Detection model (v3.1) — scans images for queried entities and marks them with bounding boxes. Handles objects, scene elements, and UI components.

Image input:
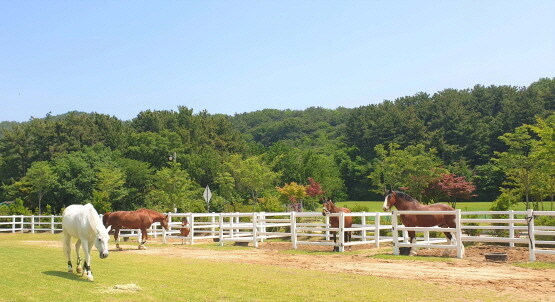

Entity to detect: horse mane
[84,203,106,234]
[391,191,417,202]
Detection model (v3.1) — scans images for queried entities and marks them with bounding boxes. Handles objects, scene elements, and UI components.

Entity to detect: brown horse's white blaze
[382,190,463,257]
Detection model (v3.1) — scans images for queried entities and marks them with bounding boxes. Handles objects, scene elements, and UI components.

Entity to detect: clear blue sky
[1,1,554,122]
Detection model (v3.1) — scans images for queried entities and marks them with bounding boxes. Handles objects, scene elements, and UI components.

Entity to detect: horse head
[161,214,170,230]
[322,200,333,216]
[382,190,397,211]
[95,226,111,259]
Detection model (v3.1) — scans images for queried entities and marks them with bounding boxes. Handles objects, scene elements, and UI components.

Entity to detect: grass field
[335,201,536,212]
[0,233,513,302]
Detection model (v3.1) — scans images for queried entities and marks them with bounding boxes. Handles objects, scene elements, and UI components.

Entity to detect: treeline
[0,78,553,215]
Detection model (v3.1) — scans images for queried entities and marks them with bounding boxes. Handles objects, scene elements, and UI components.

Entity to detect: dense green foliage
[0,78,553,214]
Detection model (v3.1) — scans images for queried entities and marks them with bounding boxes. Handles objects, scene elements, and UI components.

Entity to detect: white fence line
[1,210,554,261]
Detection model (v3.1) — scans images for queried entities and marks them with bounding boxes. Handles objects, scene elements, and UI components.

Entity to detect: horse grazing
[104,209,169,250]
[322,199,353,252]
[62,203,111,281]
[382,190,461,256]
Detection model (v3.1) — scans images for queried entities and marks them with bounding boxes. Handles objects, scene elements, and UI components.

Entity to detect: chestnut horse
[382,190,460,256]
[103,209,169,250]
[180,217,190,237]
[322,199,352,252]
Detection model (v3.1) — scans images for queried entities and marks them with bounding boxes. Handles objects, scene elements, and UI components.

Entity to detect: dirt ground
[118,239,555,302]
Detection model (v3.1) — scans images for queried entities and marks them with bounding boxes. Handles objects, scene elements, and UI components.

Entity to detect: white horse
[62,203,111,281]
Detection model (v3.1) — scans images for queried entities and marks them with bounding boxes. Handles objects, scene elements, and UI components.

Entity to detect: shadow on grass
[42,271,89,282]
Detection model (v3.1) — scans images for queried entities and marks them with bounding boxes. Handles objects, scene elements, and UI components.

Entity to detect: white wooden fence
[391,209,555,261]
[1,210,554,261]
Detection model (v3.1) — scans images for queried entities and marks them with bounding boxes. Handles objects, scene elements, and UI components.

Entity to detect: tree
[368,143,446,202]
[494,126,538,209]
[223,155,281,211]
[10,161,58,215]
[493,114,555,209]
[92,167,128,213]
[145,162,203,212]
[305,177,325,197]
[276,182,307,204]
[422,173,477,208]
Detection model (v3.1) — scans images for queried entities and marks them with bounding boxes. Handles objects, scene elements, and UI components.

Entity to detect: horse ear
[106,225,112,233]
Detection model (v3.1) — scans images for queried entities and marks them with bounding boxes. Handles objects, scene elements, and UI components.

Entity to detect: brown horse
[180,217,190,237]
[382,190,459,256]
[104,209,169,250]
[322,199,353,252]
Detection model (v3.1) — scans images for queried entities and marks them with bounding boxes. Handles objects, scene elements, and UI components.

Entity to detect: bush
[0,199,32,216]
[463,214,480,236]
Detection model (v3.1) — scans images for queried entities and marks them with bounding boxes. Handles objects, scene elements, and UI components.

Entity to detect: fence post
[230,214,235,239]
[509,210,515,248]
[51,215,55,234]
[527,209,536,262]
[31,215,35,234]
[219,213,224,247]
[252,212,258,248]
[391,210,399,255]
[325,215,330,240]
[260,212,266,243]
[374,212,380,248]
[12,215,16,233]
[189,213,195,245]
[339,212,346,252]
[456,209,464,258]
[211,214,216,239]
[291,212,297,250]
[361,211,367,242]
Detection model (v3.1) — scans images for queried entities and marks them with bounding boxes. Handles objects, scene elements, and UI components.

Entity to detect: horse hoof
[67,269,73,273]
[87,276,94,282]
[76,267,82,274]
[118,247,123,251]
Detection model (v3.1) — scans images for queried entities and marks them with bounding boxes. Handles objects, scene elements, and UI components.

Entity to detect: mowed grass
[0,233,518,302]
[335,201,533,212]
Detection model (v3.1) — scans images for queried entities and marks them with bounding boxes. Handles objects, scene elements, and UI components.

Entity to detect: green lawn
[335,201,536,212]
[0,233,518,302]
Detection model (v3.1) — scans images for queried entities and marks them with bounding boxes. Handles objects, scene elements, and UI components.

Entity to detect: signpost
[203,185,212,211]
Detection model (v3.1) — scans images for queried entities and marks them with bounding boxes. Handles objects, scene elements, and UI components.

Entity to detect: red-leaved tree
[423,173,477,208]
[305,177,325,197]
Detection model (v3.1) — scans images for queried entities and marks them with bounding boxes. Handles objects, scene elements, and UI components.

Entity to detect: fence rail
[1,209,554,261]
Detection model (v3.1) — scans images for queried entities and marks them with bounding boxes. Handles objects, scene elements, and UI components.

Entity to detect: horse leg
[82,240,94,281]
[332,231,338,252]
[63,233,72,273]
[409,231,418,256]
[114,228,122,250]
[139,228,147,250]
[442,232,453,256]
[75,239,82,273]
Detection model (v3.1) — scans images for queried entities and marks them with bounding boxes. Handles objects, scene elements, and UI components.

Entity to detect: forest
[0,77,553,215]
